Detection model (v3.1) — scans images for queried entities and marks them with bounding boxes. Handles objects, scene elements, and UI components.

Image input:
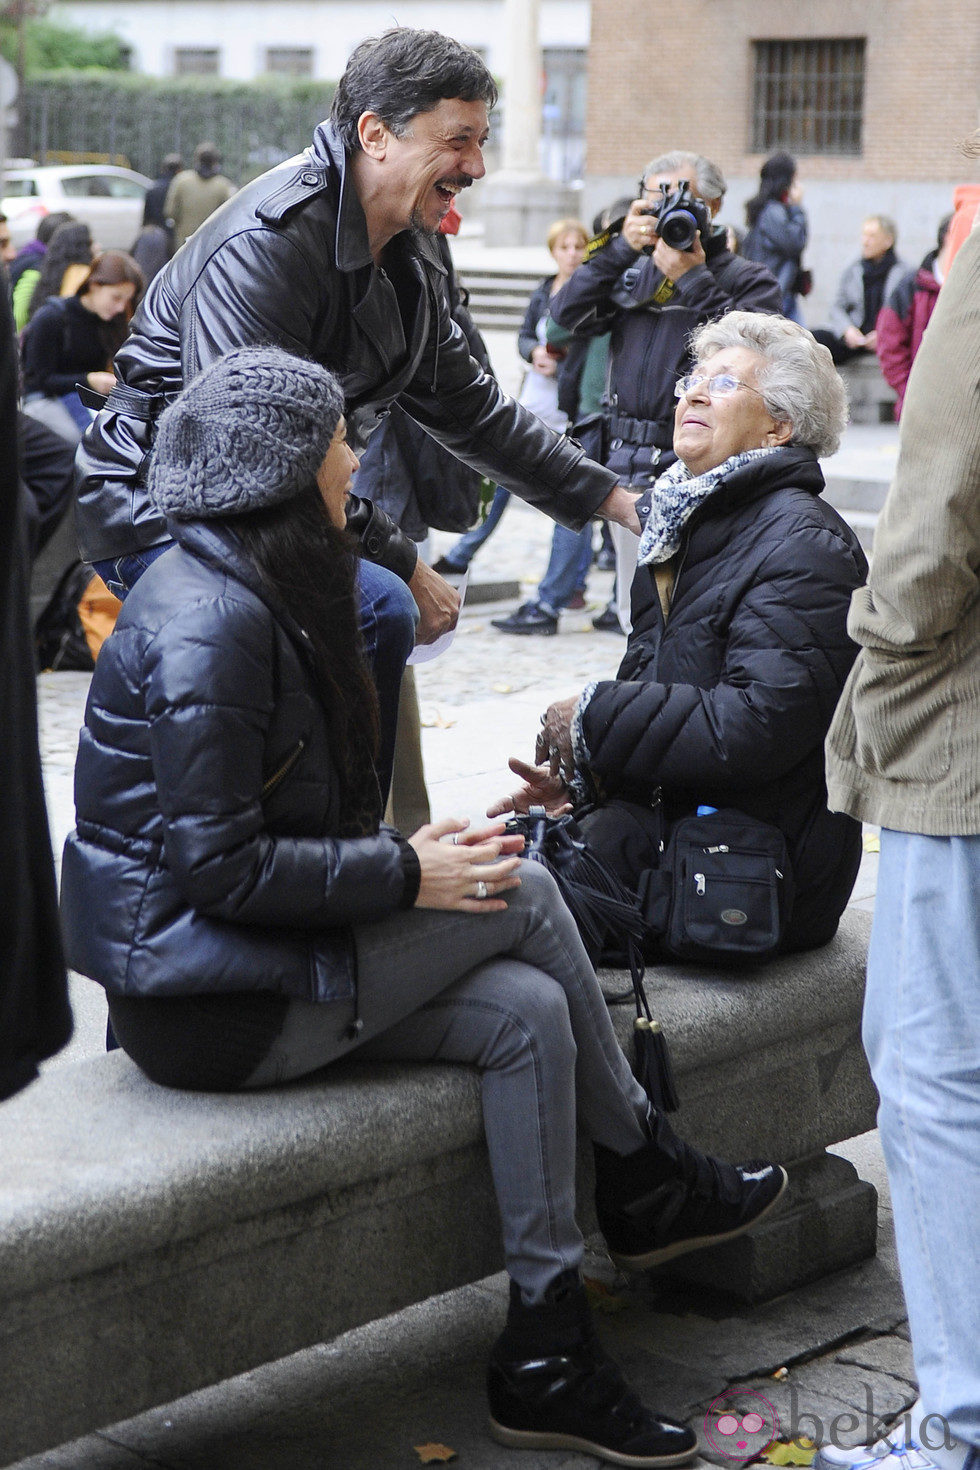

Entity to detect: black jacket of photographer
[550,226,781,485]
[75,121,617,577]
[576,446,867,952]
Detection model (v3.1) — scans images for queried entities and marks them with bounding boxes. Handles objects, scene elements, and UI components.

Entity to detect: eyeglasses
[673,372,765,400]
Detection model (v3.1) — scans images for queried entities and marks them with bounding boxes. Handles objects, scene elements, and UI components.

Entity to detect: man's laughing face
[380,97,490,235]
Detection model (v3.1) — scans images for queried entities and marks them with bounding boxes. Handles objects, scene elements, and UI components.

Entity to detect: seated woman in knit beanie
[60,347,785,1469]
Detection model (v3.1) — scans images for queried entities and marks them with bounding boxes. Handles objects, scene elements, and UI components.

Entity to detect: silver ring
[452,833,459,845]
[475,880,489,901]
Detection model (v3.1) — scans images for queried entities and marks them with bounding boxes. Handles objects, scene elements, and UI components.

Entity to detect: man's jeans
[536,523,593,615]
[863,830,980,1466]
[444,485,510,569]
[92,546,417,805]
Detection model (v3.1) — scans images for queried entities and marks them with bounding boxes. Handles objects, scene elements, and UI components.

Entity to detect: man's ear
[708,196,722,219]
[768,418,793,447]
[357,112,389,159]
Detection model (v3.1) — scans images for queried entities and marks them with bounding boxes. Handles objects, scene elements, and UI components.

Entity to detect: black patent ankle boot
[487,1268,697,1467]
[594,1112,788,1272]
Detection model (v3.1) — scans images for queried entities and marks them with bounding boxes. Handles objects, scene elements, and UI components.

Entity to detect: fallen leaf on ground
[414,1443,457,1463]
[760,1437,817,1465]
[420,708,457,729]
[863,831,880,853]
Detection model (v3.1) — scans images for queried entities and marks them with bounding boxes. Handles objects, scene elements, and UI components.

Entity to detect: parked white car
[1,164,153,250]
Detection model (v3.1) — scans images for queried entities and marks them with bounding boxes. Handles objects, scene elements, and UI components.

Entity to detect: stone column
[478,0,577,246]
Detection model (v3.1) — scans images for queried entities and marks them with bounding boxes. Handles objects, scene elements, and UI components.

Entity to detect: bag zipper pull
[694,872,706,896]
[705,843,729,853]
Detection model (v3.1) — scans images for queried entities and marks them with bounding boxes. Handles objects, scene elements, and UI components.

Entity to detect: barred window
[265,48,314,77]
[174,48,220,76]
[752,39,865,156]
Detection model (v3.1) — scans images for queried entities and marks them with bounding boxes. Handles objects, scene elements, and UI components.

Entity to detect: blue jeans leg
[863,830,980,1463]
[357,560,418,806]
[537,523,593,613]
[92,541,174,601]
[444,486,510,569]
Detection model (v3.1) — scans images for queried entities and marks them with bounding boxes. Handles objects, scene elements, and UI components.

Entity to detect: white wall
[49,0,589,80]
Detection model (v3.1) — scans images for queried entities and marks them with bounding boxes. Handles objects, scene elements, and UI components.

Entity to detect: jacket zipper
[262,738,305,796]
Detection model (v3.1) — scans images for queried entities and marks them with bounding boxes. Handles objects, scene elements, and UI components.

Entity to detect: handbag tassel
[633,1016,679,1114]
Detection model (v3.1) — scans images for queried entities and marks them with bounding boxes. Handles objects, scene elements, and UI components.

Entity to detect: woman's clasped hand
[408,818,524,911]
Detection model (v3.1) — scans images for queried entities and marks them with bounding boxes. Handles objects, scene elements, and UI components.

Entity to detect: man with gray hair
[546,149,781,633]
[813,213,907,365]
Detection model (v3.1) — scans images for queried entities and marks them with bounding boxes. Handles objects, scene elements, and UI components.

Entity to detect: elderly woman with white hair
[497,311,868,955]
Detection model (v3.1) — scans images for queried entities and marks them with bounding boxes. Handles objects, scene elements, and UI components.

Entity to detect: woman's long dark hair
[228,483,381,804]
[745,152,797,228]
[27,220,93,320]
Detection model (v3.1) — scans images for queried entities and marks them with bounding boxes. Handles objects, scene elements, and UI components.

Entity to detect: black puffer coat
[60,520,419,1003]
[577,447,868,950]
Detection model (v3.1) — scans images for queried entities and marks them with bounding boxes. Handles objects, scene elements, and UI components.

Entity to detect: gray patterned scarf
[637,447,778,566]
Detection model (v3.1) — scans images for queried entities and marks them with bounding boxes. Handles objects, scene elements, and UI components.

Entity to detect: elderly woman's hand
[487,757,572,820]
[408,817,524,912]
[534,695,579,782]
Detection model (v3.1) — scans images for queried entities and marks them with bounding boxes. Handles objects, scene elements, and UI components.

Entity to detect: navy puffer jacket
[60,520,419,1002]
[577,447,868,950]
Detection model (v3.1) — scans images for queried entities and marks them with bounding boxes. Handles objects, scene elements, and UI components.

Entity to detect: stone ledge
[0,909,874,1465]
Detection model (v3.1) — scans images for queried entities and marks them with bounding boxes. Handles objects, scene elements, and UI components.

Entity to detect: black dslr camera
[639,179,710,254]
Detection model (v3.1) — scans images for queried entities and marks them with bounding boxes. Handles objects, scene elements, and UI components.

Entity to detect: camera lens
[659,210,699,251]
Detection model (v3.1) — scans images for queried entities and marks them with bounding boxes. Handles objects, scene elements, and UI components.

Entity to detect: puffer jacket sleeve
[143,592,414,927]
[578,528,863,793]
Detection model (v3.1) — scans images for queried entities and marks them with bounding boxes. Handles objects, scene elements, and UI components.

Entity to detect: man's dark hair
[331,28,497,152]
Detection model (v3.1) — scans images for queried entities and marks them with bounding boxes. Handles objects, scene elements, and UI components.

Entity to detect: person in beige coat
[819,218,980,1470]
[164,142,236,250]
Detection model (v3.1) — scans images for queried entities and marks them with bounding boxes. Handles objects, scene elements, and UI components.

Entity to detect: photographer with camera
[552,151,781,631]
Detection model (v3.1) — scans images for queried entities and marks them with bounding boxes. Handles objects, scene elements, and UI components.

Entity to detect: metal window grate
[752,38,865,156]
[265,48,314,77]
[174,48,220,77]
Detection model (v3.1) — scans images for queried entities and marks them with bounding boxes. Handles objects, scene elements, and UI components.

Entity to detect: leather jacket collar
[308,121,374,272]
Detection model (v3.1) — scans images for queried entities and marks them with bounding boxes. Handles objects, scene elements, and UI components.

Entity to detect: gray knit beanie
[147,346,346,520]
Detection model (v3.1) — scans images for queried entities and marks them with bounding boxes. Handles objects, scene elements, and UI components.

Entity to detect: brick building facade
[581,0,980,321]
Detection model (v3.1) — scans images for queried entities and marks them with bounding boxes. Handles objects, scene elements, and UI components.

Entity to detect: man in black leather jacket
[76,28,639,649]
[551,150,781,632]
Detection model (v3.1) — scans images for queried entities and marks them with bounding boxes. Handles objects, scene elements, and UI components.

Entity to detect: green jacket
[825,222,980,835]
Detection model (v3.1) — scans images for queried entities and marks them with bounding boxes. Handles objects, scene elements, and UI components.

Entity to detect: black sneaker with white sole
[595,1119,788,1271]
[487,1271,698,1468]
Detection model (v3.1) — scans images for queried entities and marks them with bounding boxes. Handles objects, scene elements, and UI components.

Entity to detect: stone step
[457,265,544,334]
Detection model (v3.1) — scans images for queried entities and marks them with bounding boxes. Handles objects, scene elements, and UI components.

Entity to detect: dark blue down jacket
[60,520,419,1002]
[577,446,868,950]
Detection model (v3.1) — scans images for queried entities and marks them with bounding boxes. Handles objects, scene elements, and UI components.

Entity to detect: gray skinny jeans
[243,861,650,1302]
